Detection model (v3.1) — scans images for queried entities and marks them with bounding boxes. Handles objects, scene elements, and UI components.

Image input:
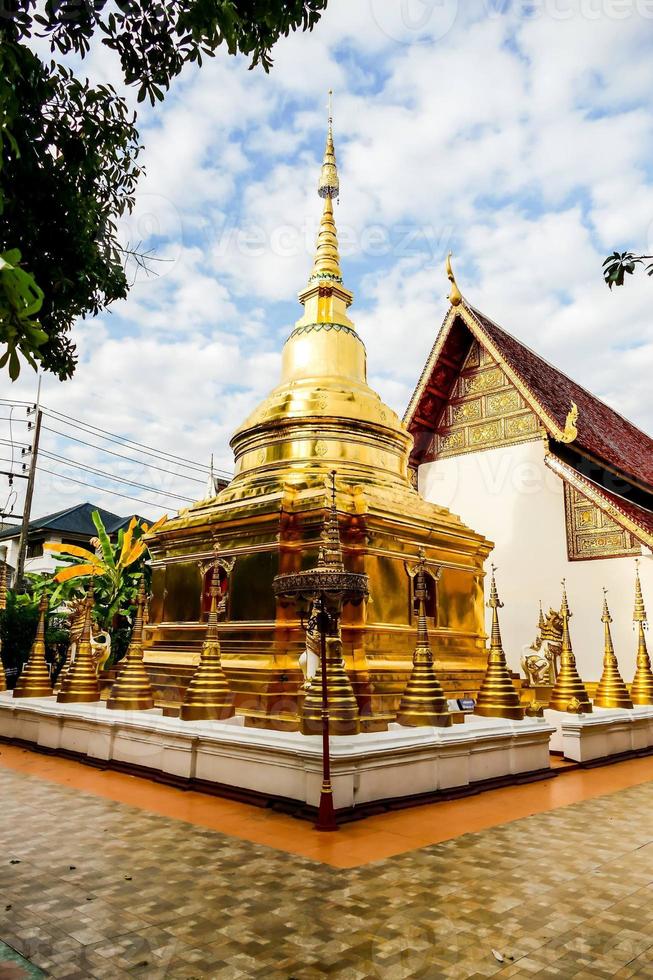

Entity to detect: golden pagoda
[13,595,53,699]
[106,577,155,711]
[396,551,451,727]
[180,558,234,721]
[144,96,492,731]
[474,567,524,720]
[630,561,653,704]
[594,590,633,710]
[57,588,101,704]
[548,581,592,713]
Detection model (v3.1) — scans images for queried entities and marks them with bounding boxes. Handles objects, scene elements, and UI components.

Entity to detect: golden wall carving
[563,482,640,561]
[434,340,542,459]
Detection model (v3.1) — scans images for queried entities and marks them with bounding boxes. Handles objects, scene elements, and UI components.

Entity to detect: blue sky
[6,0,653,523]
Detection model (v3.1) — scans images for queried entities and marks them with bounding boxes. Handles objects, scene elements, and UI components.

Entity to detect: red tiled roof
[545,454,653,548]
[406,301,653,492]
[467,306,653,491]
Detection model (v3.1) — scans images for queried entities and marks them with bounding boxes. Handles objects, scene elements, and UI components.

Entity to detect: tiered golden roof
[548,581,592,712]
[13,594,52,699]
[396,551,451,727]
[57,587,101,704]
[474,567,524,720]
[107,578,155,711]
[180,560,234,721]
[631,561,653,704]
[594,591,633,710]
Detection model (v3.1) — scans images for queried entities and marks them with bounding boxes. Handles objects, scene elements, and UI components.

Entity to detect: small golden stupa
[145,96,492,730]
[548,581,592,713]
[13,595,52,699]
[180,559,234,721]
[57,588,101,704]
[474,567,524,720]
[106,578,155,711]
[630,561,653,705]
[396,551,451,727]
[594,591,633,710]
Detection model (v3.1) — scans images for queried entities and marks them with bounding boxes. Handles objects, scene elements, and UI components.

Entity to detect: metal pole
[315,591,337,832]
[15,378,42,592]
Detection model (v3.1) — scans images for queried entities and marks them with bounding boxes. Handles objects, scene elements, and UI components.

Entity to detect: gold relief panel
[448,399,482,426]
[462,367,505,396]
[564,482,640,561]
[504,413,538,439]
[464,341,481,369]
[485,389,521,417]
[468,419,502,447]
[438,429,466,454]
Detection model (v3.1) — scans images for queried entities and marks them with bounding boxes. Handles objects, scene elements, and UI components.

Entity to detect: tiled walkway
[2,753,653,978]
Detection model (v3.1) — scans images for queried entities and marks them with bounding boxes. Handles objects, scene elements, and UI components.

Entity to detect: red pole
[315,593,337,831]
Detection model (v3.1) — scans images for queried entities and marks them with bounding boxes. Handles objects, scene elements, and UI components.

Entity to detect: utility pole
[15,378,42,592]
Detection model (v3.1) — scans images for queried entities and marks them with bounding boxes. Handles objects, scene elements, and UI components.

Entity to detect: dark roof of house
[405,301,653,493]
[0,502,146,542]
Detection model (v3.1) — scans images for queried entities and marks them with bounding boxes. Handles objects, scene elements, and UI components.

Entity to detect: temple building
[144,115,495,726]
[405,272,653,683]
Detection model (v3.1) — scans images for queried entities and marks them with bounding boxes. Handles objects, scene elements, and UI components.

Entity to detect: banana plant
[44,510,166,629]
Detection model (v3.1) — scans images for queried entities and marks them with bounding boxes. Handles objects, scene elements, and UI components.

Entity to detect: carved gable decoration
[435,340,541,459]
[563,482,640,561]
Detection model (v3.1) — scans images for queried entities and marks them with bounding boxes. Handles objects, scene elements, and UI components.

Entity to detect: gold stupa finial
[318,471,345,571]
[595,588,633,709]
[561,402,579,444]
[107,575,155,712]
[474,564,524,720]
[549,580,593,712]
[446,252,462,307]
[538,600,546,632]
[631,560,653,704]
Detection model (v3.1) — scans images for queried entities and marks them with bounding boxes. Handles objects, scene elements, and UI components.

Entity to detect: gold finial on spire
[595,588,633,709]
[107,576,155,711]
[561,402,579,444]
[396,549,451,728]
[631,559,653,704]
[446,252,462,307]
[318,89,339,201]
[549,580,593,712]
[57,582,102,704]
[474,565,524,720]
[538,600,546,632]
[13,593,53,699]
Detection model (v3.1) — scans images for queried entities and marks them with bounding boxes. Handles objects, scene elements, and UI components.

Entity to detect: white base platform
[0,693,555,810]
[545,705,653,763]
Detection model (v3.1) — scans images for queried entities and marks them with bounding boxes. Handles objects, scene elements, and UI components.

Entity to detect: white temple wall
[419,440,653,684]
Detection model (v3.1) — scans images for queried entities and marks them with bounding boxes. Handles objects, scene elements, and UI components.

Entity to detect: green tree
[1,1,329,380]
[603,251,653,289]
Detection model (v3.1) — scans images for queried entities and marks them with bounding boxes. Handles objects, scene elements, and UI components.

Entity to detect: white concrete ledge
[545,705,653,763]
[0,693,554,810]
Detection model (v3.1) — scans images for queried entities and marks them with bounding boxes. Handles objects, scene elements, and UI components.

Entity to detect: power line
[39,449,195,503]
[42,405,219,475]
[41,424,207,486]
[36,466,171,512]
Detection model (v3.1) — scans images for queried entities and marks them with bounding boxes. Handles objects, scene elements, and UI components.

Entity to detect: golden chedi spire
[630,560,653,704]
[396,550,451,727]
[474,567,524,720]
[57,585,101,704]
[594,590,633,709]
[301,476,361,736]
[548,581,592,712]
[180,559,234,721]
[13,594,53,699]
[107,577,155,711]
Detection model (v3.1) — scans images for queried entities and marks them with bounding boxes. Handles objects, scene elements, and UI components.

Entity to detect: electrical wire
[36,466,172,512]
[39,450,196,502]
[42,406,219,475]
[41,424,208,486]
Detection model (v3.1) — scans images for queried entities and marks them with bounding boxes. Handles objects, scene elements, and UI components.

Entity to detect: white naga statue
[521,605,563,687]
[299,602,320,690]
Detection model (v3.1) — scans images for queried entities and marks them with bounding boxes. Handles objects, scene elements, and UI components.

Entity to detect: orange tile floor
[2,742,653,869]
